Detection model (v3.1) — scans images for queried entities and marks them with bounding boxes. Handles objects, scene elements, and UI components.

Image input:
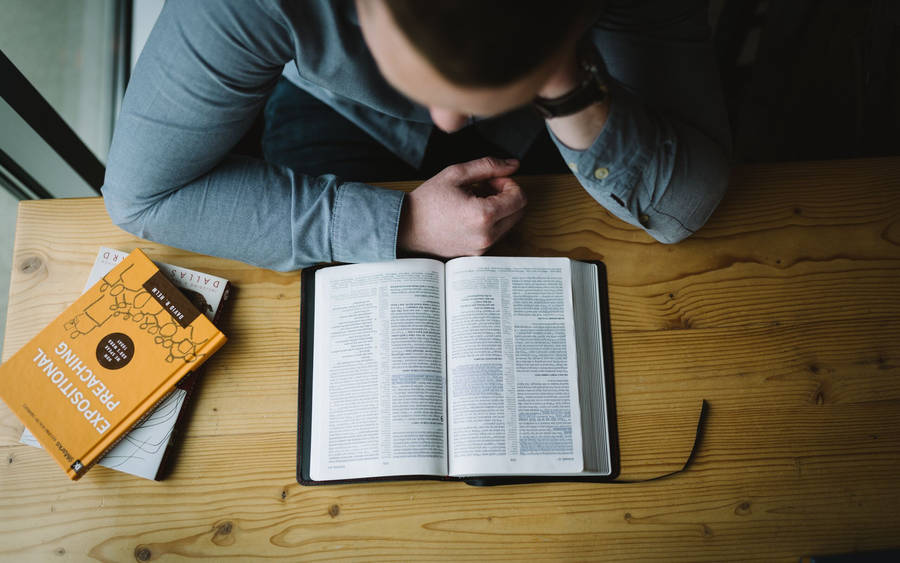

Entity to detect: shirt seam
[650,202,694,234]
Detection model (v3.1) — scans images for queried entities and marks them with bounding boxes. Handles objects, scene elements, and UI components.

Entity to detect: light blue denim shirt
[102,0,730,271]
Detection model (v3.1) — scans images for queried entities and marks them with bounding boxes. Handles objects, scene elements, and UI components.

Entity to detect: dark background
[231,0,900,169]
[714,0,900,162]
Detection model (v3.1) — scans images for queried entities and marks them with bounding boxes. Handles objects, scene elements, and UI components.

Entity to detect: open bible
[298,256,618,485]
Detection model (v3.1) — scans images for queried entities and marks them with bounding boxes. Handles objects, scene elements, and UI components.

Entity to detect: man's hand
[397,157,527,257]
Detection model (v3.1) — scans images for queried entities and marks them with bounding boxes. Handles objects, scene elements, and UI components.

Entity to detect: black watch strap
[532,43,608,119]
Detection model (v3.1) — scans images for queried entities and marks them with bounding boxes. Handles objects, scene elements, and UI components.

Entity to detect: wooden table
[2,157,899,561]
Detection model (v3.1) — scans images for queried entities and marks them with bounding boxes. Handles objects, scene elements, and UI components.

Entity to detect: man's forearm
[537,32,730,244]
[545,99,611,151]
[537,46,611,151]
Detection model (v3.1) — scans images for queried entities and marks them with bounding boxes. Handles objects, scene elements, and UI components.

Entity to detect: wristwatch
[532,42,608,119]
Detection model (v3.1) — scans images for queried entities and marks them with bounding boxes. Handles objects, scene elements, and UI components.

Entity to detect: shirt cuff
[331,182,405,263]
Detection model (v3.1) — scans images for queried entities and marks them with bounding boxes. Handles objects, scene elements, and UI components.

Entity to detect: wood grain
[2,157,900,561]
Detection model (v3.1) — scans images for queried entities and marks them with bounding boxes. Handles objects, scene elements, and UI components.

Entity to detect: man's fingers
[487,176,514,190]
[486,207,526,246]
[442,156,520,184]
[463,180,526,251]
[482,177,527,220]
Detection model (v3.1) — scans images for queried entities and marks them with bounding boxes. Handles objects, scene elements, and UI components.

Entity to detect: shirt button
[594,167,610,180]
[568,162,578,172]
[638,213,651,228]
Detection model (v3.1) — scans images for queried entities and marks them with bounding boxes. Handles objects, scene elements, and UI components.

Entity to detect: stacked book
[1,247,229,480]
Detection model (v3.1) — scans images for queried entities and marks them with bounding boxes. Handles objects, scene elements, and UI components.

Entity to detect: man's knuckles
[461,157,500,178]
[444,156,515,184]
[507,188,528,210]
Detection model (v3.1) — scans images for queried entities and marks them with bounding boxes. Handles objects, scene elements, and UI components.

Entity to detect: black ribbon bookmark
[463,399,709,486]
[609,399,709,484]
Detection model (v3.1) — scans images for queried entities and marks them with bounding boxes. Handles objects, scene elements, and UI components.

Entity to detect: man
[102,0,730,271]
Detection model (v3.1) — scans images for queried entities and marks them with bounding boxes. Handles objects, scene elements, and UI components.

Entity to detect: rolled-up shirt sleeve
[102,0,404,270]
[550,0,731,243]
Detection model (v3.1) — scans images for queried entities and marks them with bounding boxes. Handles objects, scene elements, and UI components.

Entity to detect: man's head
[356,0,601,132]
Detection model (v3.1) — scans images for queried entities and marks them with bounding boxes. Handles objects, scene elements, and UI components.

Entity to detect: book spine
[153,281,231,480]
[153,369,202,480]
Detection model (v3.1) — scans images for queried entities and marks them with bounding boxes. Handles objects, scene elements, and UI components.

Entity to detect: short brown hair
[384,0,603,87]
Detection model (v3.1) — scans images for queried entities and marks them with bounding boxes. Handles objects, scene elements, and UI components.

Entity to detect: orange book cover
[0,249,227,480]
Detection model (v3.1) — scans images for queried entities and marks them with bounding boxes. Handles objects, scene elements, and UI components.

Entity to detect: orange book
[0,249,227,480]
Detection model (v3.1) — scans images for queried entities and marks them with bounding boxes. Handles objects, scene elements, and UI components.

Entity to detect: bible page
[445,256,583,476]
[310,259,447,481]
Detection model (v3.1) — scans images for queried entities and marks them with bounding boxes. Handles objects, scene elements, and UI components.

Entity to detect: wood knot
[54,547,66,556]
[810,378,827,405]
[328,504,340,518]
[212,520,235,546]
[7,455,13,464]
[735,501,751,516]
[624,512,632,522]
[19,256,42,274]
[808,363,820,374]
[134,546,152,561]
[666,317,693,331]
[701,524,713,537]
[281,489,288,500]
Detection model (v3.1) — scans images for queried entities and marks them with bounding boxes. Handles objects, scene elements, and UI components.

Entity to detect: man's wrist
[537,42,611,150]
[532,42,608,121]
